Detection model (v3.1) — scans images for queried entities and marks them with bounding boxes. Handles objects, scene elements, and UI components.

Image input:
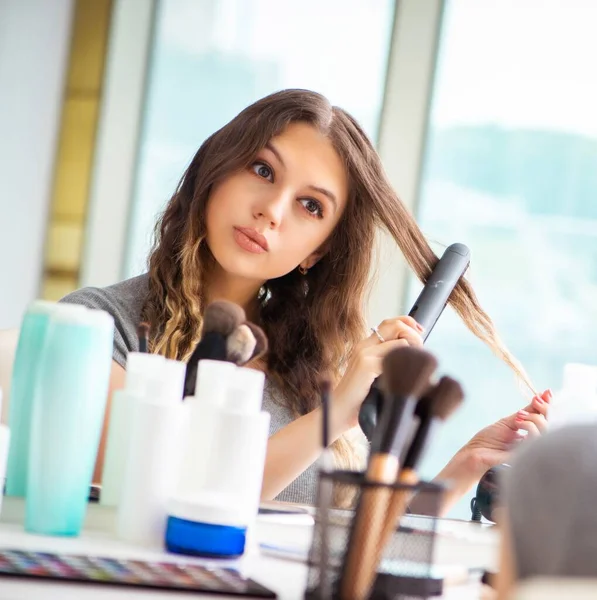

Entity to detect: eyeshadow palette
[0,549,276,597]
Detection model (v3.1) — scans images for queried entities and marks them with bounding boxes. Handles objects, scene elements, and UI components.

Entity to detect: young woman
[62,89,549,512]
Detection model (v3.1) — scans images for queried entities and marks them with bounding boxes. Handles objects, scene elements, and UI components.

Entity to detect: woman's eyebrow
[265,141,337,211]
[307,185,337,211]
[265,141,285,167]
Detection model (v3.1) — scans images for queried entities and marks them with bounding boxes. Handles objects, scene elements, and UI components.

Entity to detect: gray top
[503,423,597,581]
[60,274,320,505]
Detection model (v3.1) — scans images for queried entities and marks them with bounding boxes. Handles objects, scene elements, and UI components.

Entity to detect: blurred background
[1,0,596,518]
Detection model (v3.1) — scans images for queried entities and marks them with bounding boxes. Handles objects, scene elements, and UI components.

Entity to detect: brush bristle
[226,324,256,365]
[424,376,464,421]
[137,322,150,339]
[203,301,245,336]
[319,379,332,397]
[382,347,438,401]
[243,321,268,361]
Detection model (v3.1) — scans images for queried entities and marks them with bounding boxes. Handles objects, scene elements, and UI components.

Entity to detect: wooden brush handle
[377,468,419,561]
[340,454,399,600]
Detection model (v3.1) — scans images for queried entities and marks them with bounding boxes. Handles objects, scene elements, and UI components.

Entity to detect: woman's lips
[233,227,268,254]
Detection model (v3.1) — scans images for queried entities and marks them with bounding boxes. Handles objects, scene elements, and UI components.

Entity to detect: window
[124,0,395,276]
[413,0,597,518]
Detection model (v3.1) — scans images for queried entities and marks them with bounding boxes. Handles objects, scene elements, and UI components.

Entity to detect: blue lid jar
[165,493,249,558]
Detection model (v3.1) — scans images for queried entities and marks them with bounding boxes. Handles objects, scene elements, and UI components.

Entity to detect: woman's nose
[253,191,288,228]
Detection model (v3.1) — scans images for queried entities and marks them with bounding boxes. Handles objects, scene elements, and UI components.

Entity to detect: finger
[526,388,552,414]
[379,318,424,347]
[378,316,422,336]
[363,318,423,349]
[502,411,528,432]
[515,410,546,436]
[502,410,541,433]
[541,389,553,403]
[395,322,424,347]
[397,315,425,334]
[531,395,549,419]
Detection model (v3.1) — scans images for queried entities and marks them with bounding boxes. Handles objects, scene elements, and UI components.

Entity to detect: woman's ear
[302,240,331,270]
[301,250,325,271]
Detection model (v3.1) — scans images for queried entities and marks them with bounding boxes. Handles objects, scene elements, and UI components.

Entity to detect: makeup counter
[0,495,497,599]
[0,291,503,599]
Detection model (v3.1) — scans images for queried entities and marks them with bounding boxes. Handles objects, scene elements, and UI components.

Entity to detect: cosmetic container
[25,304,114,536]
[176,359,237,496]
[6,300,59,497]
[550,363,597,429]
[166,365,269,557]
[117,358,186,547]
[165,492,250,558]
[0,388,10,517]
[100,353,166,507]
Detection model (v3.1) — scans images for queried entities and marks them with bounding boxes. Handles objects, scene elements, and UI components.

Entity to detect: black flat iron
[358,243,471,440]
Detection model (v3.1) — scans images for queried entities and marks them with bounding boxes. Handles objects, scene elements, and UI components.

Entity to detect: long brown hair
[142,89,533,470]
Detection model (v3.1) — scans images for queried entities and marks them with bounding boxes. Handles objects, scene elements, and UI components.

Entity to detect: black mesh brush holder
[305,470,445,600]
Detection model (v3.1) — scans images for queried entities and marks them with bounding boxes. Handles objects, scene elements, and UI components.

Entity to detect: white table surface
[0,498,497,599]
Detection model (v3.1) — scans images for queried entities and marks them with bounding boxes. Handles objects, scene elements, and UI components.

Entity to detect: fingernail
[515,416,524,422]
[544,389,553,400]
[416,324,425,332]
[518,410,529,416]
[534,396,544,404]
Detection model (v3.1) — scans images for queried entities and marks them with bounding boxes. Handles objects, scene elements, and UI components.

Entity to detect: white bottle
[0,387,11,517]
[116,359,186,547]
[165,366,270,558]
[550,363,597,429]
[176,359,237,496]
[100,353,166,507]
[205,367,270,522]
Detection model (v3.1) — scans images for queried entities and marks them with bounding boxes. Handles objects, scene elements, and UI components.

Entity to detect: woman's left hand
[461,388,551,476]
[430,389,551,515]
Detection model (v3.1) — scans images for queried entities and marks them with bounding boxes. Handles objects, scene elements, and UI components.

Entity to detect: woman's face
[206,123,349,283]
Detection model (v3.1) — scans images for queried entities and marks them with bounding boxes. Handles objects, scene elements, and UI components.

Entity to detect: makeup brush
[137,322,149,353]
[226,324,257,365]
[243,321,268,363]
[319,379,334,473]
[183,301,246,398]
[340,347,438,600]
[318,378,334,600]
[377,376,464,555]
[402,376,463,479]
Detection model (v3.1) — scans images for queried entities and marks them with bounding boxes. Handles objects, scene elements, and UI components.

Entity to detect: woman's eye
[300,198,324,219]
[251,162,273,181]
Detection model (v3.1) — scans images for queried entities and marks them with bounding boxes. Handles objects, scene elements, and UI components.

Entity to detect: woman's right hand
[332,316,424,430]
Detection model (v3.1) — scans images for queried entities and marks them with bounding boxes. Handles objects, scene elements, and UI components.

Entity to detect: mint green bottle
[25,305,114,536]
[5,301,57,497]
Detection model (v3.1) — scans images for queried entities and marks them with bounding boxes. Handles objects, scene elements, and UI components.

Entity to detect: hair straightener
[358,243,471,441]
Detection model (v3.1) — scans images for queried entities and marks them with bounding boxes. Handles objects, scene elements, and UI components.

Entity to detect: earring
[298,265,308,275]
